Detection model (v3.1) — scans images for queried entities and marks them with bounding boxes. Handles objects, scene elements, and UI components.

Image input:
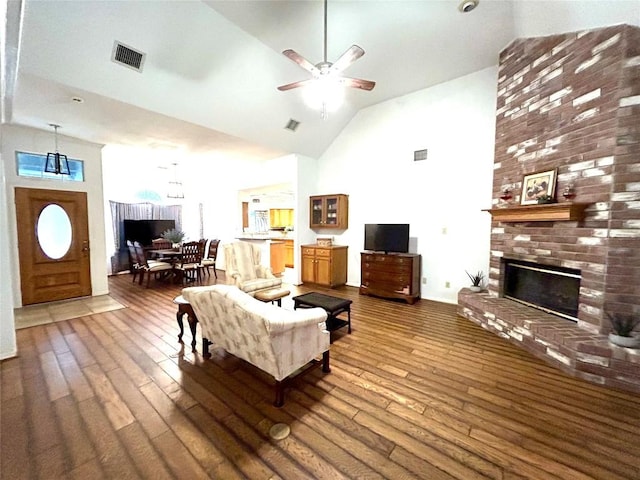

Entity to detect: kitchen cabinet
[270,241,285,276]
[270,208,294,228]
[301,244,347,287]
[309,194,348,229]
[284,239,294,268]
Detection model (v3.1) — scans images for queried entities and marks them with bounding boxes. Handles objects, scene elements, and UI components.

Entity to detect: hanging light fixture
[44,124,71,175]
[167,162,184,199]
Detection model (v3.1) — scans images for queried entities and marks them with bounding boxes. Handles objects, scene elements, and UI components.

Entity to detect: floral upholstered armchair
[182,284,330,406]
[223,241,282,295]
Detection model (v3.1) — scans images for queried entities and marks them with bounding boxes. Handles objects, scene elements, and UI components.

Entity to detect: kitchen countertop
[235,234,292,241]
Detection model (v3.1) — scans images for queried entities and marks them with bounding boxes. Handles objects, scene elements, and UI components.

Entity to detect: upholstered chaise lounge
[182,284,330,406]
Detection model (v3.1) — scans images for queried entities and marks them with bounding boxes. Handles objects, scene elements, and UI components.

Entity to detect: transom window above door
[16,151,84,181]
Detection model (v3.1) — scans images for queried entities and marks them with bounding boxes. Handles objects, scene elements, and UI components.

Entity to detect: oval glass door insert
[37,204,72,259]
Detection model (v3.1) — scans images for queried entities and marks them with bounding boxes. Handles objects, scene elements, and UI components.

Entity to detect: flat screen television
[364,224,410,253]
[123,219,176,247]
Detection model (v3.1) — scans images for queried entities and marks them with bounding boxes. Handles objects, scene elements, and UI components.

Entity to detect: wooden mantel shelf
[483,203,589,223]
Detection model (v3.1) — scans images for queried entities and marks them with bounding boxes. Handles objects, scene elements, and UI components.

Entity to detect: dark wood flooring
[2,272,640,479]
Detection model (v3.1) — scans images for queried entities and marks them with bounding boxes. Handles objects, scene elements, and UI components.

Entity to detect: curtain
[109,201,182,272]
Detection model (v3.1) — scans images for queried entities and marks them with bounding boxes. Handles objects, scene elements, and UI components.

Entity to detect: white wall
[513,0,640,37]
[0,126,17,359]
[1,124,108,311]
[315,67,498,303]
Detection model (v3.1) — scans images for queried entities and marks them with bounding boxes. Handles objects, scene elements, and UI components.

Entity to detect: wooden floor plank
[53,395,98,471]
[117,422,175,480]
[2,273,640,480]
[76,396,140,478]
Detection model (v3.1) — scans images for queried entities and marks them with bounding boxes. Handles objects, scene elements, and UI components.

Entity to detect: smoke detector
[458,0,479,13]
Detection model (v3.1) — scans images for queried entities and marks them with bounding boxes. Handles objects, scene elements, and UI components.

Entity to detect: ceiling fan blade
[341,77,376,91]
[330,45,365,73]
[277,79,315,91]
[282,49,318,74]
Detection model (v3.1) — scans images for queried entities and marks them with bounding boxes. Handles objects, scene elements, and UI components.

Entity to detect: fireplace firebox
[502,259,581,322]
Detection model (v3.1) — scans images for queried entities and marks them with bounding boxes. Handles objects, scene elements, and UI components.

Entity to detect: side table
[173,295,198,351]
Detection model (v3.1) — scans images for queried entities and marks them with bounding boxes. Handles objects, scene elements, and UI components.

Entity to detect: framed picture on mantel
[521,169,557,205]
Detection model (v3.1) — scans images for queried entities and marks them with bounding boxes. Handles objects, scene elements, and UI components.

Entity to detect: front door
[15,187,92,305]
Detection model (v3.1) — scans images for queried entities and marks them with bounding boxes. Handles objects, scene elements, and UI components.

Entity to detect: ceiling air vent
[111,41,145,72]
[285,119,300,132]
[414,148,428,162]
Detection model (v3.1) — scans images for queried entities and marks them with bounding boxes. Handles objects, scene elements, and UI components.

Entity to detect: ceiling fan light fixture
[303,76,345,119]
[277,0,374,119]
[458,0,479,13]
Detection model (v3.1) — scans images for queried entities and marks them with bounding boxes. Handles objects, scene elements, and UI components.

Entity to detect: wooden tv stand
[360,251,421,304]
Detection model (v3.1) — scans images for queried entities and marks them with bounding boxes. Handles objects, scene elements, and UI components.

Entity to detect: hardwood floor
[2,273,640,479]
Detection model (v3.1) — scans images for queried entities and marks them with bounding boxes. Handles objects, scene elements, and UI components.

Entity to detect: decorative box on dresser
[301,244,348,287]
[360,252,421,304]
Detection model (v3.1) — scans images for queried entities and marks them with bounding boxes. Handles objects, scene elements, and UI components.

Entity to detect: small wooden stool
[173,295,198,351]
[254,288,291,306]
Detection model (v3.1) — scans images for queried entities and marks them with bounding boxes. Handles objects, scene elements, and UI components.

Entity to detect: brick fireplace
[458,24,640,393]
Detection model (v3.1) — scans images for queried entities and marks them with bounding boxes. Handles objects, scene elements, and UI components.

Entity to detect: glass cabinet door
[311,198,324,226]
[325,197,338,225]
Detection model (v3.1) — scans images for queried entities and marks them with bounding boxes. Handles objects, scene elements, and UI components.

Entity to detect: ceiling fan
[277,0,376,95]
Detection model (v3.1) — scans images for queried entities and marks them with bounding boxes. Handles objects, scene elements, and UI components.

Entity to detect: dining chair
[133,241,173,287]
[126,240,142,283]
[174,241,203,285]
[198,239,207,265]
[201,239,220,278]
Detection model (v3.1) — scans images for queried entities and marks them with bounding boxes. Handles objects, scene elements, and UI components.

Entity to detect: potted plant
[162,228,186,249]
[606,312,640,348]
[466,270,484,292]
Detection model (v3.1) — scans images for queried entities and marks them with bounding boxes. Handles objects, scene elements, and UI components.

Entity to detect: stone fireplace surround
[458,24,640,394]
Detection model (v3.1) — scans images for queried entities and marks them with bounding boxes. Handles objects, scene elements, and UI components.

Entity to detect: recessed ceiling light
[71,96,84,103]
[458,0,479,13]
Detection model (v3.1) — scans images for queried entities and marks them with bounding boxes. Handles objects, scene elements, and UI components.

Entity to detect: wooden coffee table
[292,292,352,336]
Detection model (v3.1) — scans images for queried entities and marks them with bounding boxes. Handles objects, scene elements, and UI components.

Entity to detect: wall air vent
[414,148,428,162]
[285,119,300,132]
[111,41,145,72]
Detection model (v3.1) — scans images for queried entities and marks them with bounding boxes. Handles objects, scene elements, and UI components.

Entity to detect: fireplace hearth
[502,259,581,322]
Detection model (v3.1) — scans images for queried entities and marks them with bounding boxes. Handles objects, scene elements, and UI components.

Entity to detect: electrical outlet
[445,281,451,288]
[422,277,426,284]
[442,227,447,235]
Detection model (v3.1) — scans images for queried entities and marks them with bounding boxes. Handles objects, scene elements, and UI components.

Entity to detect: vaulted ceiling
[4,0,639,160]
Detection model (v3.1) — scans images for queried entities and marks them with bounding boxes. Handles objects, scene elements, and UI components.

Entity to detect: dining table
[147,248,183,262]
[147,248,204,285]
